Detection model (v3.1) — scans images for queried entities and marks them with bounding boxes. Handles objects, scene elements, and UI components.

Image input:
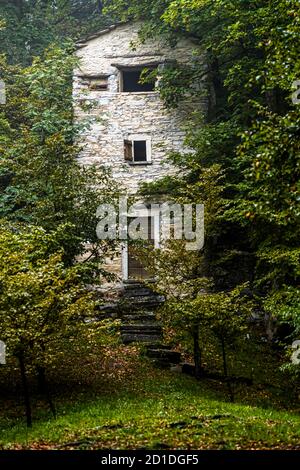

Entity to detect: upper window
[124,137,152,164]
[121,68,155,93]
[133,141,147,162]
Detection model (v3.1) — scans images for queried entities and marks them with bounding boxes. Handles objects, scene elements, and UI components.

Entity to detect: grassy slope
[0,346,299,450]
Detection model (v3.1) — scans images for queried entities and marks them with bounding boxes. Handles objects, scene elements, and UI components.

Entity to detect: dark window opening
[124,140,149,163]
[133,141,147,162]
[122,69,155,92]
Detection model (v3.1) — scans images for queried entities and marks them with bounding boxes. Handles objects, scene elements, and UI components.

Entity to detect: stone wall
[74,22,206,194]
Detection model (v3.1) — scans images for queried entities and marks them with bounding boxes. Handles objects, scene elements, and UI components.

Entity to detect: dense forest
[0,0,299,452]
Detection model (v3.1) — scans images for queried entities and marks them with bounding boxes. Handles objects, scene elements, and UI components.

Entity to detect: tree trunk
[220,337,234,403]
[207,56,226,122]
[96,1,103,13]
[193,325,202,379]
[18,354,32,427]
[37,366,56,419]
[221,336,228,377]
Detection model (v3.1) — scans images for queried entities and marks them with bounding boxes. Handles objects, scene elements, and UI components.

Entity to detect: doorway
[122,210,160,280]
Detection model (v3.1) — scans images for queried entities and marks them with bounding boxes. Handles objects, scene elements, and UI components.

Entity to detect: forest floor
[0,344,300,450]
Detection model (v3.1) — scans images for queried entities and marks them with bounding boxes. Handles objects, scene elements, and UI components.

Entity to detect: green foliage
[0,42,120,426]
[108,0,300,358]
[235,1,300,351]
[0,221,118,425]
[0,46,120,268]
[162,281,252,379]
[264,287,300,336]
[0,1,110,65]
[0,222,101,368]
[161,284,251,340]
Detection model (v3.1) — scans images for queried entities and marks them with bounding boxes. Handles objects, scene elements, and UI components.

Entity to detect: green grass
[0,346,300,450]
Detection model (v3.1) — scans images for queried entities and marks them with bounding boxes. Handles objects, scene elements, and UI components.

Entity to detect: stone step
[121,324,162,334]
[123,280,156,287]
[151,358,178,369]
[146,349,181,364]
[122,313,157,323]
[123,287,156,298]
[120,297,165,312]
[97,303,119,314]
[146,344,171,351]
[123,292,164,301]
[120,281,165,347]
[121,333,162,344]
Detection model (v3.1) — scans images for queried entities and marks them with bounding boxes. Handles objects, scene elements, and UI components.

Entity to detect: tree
[155,278,251,400]
[196,288,252,401]
[0,223,109,427]
[236,0,300,346]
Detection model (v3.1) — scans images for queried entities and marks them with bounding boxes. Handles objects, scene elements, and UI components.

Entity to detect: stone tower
[74,22,204,283]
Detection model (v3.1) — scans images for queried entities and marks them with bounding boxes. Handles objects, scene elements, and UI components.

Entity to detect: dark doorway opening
[128,216,154,279]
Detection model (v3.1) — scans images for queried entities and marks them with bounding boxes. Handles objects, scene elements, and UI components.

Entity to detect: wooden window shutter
[124,140,133,161]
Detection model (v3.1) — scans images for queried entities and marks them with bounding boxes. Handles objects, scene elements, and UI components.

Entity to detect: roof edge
[75,22,129,49]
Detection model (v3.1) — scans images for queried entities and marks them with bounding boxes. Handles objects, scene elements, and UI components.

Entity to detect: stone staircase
[119,281,181,368]
[120,281,164,344]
